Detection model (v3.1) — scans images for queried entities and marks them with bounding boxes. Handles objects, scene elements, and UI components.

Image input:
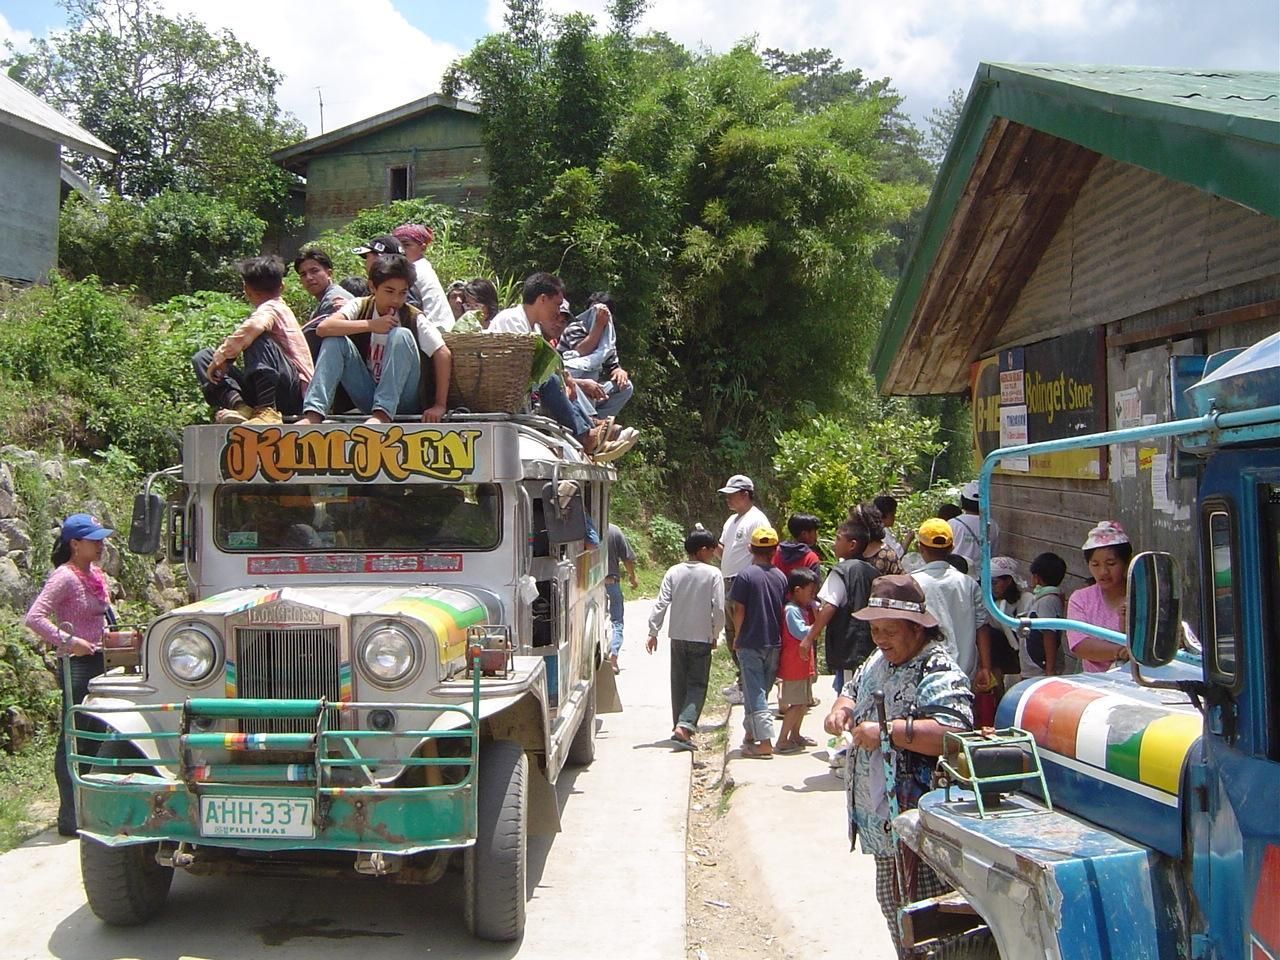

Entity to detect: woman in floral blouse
[824,574,973,956]
[25,513,114,836]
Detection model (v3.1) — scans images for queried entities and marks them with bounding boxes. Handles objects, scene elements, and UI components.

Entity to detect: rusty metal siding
[301,111,487,236]
[998,157,1280,350]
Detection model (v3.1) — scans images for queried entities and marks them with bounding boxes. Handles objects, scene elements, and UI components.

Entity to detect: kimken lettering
[220,426,483,483]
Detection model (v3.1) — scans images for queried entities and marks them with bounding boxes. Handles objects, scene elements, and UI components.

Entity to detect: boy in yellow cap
[910,518,992,686]
[728,526,788,758]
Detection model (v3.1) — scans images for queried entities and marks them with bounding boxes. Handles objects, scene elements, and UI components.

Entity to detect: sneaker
[245,406,283,425]
[722,684,744,705]
[214,404,253,424]
[591,436,633,464]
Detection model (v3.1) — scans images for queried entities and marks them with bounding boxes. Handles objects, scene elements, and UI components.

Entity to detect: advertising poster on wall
[972,327,1107,479]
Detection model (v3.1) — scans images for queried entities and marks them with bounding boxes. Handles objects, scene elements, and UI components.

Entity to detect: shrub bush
[59,191,264,302]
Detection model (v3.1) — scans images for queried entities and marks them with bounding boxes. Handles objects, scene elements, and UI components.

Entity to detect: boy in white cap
[949,480,1001,575]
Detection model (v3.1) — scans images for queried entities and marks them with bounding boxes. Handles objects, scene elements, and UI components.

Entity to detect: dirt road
[0,603,690,960]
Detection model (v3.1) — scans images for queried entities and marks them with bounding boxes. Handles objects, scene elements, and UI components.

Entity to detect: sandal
[774,742,802,755]
[789,735,817,748]
[740,742,773,759]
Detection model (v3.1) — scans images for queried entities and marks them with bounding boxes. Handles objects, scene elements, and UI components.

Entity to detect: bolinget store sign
[971,327,1107,480]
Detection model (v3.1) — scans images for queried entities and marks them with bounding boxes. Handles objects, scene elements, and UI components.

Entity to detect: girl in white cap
[1065,521,1133,672]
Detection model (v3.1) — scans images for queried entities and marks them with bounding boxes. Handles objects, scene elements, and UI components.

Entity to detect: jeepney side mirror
[1127,551,1181,668]
[541,480,587,545]
[128,493,164,555]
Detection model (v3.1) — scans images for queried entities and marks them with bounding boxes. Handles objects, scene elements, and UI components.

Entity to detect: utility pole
[316,87,325,134]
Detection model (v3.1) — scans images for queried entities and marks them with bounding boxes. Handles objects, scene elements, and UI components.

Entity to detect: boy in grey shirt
[647,528,725,749]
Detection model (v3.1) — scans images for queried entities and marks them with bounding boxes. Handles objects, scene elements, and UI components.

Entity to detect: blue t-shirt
[729,562,787,649]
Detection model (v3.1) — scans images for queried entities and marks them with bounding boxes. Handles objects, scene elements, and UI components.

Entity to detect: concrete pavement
[722,674,898,960]
[0,600,690,960]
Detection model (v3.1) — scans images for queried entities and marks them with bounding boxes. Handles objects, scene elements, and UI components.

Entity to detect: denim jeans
[303,328,421,418]
[192,336,303,414]
[605,580,625,656]
[671,639,714,733]
[55,652,105,830]
[737,646,779,743]
[536,374,591,439]
[594,378,634,417]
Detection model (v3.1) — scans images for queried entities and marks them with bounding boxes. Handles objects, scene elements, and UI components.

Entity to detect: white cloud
[0,12,34,54]
[160,0,463,137]
[491,0,1273,121]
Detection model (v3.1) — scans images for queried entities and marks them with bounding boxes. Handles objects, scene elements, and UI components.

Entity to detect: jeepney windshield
[214,483,501,552]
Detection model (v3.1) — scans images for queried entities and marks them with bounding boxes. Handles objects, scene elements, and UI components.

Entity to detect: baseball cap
[60,513,113,542]
[1082,520,1129,552]
[352,234,403,256]
[989,556,1019,579]
[750,526,779,548]
[718,474,755,494]
[961,480,981,502]
[852,574,938,628]
[917,518,954,548]
[391,223,433,247]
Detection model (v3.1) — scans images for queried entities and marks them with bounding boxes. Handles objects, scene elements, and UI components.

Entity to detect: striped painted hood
[998,672,1203,857]
[174,585,491,664]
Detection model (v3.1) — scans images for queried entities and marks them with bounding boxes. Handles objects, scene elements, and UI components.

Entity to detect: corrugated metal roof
[272,93,481,173]
[0,73,114,159]
[871,62,1280,393]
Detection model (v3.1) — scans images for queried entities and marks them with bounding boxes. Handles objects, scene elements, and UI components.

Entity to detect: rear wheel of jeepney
[80,739,174,926]
[464,739,527,941]
[566,672,597,766]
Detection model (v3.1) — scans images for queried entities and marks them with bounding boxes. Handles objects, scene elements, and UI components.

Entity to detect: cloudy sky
[2,0,1276,139]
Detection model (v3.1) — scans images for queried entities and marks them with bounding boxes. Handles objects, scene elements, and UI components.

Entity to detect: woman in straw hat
[823,574,973,956]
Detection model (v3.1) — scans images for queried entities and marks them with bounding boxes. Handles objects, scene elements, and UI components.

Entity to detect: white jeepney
[73,415,620,942]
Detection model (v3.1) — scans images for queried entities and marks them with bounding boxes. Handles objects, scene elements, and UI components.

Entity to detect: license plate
[199,796,315,838]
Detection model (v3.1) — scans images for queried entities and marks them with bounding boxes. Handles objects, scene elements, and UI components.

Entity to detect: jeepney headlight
[358,622,419,686]
[163,623,219,684]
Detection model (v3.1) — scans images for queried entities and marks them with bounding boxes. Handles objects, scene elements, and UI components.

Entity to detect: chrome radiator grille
[235,626,341,733]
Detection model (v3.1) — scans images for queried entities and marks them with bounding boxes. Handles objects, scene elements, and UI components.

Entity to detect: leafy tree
[4,0,300,229]
[58,190,264,301]
[924,88,967,170]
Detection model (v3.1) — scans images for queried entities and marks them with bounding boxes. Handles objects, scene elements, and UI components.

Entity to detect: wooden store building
[872,63,1280,621]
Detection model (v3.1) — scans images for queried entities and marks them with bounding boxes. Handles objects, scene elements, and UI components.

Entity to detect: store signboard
[972,327,1106,479]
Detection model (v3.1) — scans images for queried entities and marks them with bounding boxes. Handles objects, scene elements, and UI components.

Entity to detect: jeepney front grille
[235,626,341,734]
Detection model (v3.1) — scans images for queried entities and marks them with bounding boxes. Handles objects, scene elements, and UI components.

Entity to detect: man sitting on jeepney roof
[298,254,452,425]
[192,255,315,426]
[486,272,638,463]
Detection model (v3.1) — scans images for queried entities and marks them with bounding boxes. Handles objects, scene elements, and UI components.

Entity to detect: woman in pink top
[25,513,114,836]
[1065,521,1134,672]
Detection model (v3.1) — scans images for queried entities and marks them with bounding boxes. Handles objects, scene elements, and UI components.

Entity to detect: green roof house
[873,63,1279,610]
[273,93,487,238]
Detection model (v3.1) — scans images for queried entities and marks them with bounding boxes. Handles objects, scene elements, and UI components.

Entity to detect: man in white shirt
[487,273,635,462]
[716,474,770,701]
[391,223,455,331]
[949,480,1000,577]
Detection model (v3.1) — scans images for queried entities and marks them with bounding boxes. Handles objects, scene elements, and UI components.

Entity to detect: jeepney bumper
[71,693,480,856]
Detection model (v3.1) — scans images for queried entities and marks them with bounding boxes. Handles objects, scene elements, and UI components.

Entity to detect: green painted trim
[872,63,1280,391]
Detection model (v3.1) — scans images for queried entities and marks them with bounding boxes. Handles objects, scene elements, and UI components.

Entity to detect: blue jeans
[537,374,591,439]
[303,329,421,418]
[594,378,633,417]
[738,646,779,743]
[606,580,624,656]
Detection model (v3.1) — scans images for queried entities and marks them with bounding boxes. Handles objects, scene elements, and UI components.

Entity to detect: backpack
[824,558,880,671]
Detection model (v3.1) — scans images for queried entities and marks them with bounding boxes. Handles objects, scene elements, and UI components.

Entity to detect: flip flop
[670,737,695,751]
[774,743,803,755]
[790,735,817,748]
[740,743,773,759]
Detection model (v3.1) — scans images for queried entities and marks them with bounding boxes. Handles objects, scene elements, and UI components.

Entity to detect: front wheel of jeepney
[566,672,597,766]
[464,739,528,941]
[80,740,174,926]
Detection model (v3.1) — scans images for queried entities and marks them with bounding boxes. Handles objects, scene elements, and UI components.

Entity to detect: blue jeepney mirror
[1127,551,1181,667]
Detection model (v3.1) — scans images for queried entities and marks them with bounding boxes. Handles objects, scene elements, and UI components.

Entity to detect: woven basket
[444,331,539,414]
